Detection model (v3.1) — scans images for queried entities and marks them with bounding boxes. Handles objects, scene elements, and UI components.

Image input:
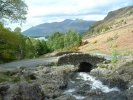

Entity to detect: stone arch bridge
[57,53,105,72]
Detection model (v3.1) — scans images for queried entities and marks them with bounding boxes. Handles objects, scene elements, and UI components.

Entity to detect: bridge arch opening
[78,62,93,72]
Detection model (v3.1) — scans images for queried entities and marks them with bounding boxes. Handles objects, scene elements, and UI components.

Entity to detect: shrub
[91,40,97,44]
[111,44,118,48]
[111,48,119,63]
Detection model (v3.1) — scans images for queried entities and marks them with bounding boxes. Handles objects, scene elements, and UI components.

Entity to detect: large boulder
[2,82,44,100]
[35,65,75,99]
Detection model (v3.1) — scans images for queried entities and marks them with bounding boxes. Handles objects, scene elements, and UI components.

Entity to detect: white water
[73,95,85,99]
[64,89,85,100]
[78,72,120,93]
[64,72,120,100]
[64,88,75,94]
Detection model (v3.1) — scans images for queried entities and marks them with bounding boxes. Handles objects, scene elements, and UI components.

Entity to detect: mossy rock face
[0,71,21,83]
[0,70,36,83]
[0,73,12,83]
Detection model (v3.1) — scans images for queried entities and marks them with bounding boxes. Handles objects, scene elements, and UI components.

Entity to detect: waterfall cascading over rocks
[64,72,120,100]
[78,73,119,93]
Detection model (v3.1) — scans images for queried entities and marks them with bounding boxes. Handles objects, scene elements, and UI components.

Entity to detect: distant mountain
[87,5,133,35]
[23,19,95,37]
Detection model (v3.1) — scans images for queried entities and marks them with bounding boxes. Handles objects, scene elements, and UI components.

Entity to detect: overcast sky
[9,0,133,31]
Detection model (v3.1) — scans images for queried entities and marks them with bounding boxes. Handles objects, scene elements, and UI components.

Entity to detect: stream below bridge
[63,72,120,100]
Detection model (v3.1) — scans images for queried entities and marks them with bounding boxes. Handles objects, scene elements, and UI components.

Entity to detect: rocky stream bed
[0,54,133,100]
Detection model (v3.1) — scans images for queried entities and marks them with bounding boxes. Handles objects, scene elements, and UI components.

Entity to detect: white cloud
[9,0,133,31]
[26,0,113,17]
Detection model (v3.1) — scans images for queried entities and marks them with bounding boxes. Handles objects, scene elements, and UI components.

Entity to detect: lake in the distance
[34,37,47,40]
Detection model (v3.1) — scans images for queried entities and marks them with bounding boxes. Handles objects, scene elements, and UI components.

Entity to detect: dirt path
[0,57,58,70]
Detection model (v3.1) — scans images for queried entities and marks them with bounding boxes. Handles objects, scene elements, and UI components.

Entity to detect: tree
[25,38,35,58]
[47,31,82,51]
[0,24,21,62]
[41,40,49,54]
[0,0,28,23]
[64,30,81,48]
[15,35,27,59]
[34,40,48,56]
[13,27,26,59]
[47,32,64,51]
[14,27,21,33]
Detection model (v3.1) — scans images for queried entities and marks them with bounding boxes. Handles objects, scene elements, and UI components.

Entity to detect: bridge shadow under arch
[77,62,93,72]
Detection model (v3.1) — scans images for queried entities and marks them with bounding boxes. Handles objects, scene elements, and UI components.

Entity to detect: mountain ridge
[23,19,95,37]
[87,5,133,36]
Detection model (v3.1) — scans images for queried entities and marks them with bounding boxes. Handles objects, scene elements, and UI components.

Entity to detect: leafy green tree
[34,40,48,56]
[0,0,28,23]
[13,27,27,59]
[47,30,82,51]
[0,24,20,62]
[41,40,49,54]
[34,40,43,55]
[24,38,35,58]
[47,32,64,51]
[15,35,28,59]
[64,30,81,48]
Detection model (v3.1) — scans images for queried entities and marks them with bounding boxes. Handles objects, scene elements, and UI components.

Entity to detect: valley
[0,1,133,100]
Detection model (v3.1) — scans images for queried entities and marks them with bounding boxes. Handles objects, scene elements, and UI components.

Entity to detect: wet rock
[85,89,103,96]
[105,92,128,100]
[83,89,104,100]
[76,84,91,95]
[55,95,76,100]
[101,77,128,90]
[126,86,133,100]
[85,91,128,100]
[128,80,133,88]
[0,83,10,99]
